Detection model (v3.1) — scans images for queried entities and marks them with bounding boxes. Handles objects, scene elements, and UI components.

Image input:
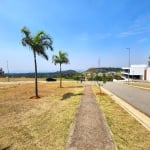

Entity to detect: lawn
[93,85,150,150]
[0,77,45,82]
[130,81,150,89]
[0,81,83,150]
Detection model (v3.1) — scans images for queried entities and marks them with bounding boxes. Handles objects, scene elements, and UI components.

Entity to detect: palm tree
[21,26,53,98]
[52,50,69,87]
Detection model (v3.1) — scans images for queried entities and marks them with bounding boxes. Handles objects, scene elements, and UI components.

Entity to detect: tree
[148,56,150,67]
[102,73,107,83]
[52,50,69,87]
[21,26,53,98]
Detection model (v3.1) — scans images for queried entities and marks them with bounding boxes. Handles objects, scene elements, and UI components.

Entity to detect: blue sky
[0,0,150,73]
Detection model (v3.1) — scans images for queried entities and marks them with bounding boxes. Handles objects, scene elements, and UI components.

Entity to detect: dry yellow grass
[0,77,46,82]
[0,81,83,150]
[0,77,34,82]
[93,85,150,150]
[130,81,150,89]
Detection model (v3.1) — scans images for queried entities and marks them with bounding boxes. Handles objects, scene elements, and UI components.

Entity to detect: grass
[0,77,77,82]
[130,81,150,89]
[93,85,150,150]
[0,77,45,82]
[0,81,83,150]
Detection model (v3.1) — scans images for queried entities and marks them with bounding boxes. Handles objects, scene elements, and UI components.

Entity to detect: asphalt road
[102,82,150,117]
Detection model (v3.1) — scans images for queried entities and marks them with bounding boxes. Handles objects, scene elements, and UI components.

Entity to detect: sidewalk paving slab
[66,84,116,150]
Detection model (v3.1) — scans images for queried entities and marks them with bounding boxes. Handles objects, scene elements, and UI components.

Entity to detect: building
[122,64,150,81]
[0,68,4,76]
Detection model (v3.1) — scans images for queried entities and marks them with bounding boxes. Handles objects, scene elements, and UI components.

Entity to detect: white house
[147,68,150,81]
[122,64,150,81]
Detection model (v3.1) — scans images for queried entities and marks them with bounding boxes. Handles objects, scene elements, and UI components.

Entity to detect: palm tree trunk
[60,63,62,87]
[33,51,38,97]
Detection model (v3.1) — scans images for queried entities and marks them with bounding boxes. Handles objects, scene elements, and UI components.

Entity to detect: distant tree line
[4,70,82,80]
[86,67,123,73]
[88,73,123,81]
[4,67,123,82]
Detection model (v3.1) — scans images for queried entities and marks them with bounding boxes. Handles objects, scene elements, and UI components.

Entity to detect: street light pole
[126,48,130,84]
[6,60,10,82]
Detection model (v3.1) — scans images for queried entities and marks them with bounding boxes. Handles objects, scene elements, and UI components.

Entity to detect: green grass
[93,85,150,150]
[0,82,83,150]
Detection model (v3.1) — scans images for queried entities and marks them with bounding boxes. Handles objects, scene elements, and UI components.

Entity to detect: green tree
[21,26,53,98]
[102,73,107,83]
[148,56,150,67]
[52,50,69,87]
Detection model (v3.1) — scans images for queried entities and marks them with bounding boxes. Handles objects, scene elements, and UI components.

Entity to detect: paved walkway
[66,84,115,150]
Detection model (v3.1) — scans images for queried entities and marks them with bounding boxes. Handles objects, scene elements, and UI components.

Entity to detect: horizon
[1,0,150,73]
[3,66,123,74]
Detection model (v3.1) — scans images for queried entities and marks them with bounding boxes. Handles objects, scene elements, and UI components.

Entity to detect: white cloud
[118,30,144,38]
[118,13,150,38]
[77,32,112,41]
[78,32,89,41]
[95,33,112,40]
[137,38,147,43]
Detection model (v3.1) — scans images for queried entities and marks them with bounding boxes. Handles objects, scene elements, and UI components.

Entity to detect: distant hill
[85,67,123,73]
[5,70,78,78]
[47,70,78,78]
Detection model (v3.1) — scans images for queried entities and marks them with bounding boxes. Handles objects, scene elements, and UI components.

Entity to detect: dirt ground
[66,83,116,150]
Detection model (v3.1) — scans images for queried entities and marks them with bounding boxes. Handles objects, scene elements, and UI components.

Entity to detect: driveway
[102,82,150,117]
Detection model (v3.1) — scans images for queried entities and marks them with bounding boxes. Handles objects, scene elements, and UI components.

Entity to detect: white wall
[147,68,150,81]
[122,65,150,81]
[130,65,146,75]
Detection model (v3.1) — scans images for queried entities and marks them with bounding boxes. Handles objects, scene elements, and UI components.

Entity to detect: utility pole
[98,57,101,75]
[126,48,130,85]
[98,57,100,69]
[7,61,10,82]
[98,56,102,93]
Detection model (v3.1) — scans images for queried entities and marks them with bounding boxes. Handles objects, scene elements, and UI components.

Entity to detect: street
[102,82,150,117]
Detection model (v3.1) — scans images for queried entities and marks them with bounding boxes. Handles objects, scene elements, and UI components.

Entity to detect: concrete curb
[101,86,150,131]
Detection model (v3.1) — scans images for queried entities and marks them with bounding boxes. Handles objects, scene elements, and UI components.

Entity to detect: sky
[0,0,150,73]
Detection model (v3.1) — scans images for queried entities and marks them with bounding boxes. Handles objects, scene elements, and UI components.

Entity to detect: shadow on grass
[1,145,12,150]
[62,85,83,88]
[68,85,83,88]
[61,92,83,100]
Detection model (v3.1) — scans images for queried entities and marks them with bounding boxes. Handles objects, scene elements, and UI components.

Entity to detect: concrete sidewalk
[66,84,115,150]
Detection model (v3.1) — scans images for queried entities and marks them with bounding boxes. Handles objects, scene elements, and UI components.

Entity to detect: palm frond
[41,34,54,51]
[52,50,69,65]
[21,27,53,61]
[21,26,30,37]
[52,55,60,65]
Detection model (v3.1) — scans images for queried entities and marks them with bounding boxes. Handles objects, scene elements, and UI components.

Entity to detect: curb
[101,86,150,131]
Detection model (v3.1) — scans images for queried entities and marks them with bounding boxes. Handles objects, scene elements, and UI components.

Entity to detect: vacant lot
[0,77,35,82]
[0,81,83,150]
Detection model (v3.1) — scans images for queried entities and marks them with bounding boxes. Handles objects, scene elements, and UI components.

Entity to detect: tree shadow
[59,85,83,89]
[61,92,83,100]
[1,145,12,150]
[66,85,83,88]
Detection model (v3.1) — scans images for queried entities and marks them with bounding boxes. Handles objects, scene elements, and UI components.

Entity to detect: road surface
[102,82,150,117]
